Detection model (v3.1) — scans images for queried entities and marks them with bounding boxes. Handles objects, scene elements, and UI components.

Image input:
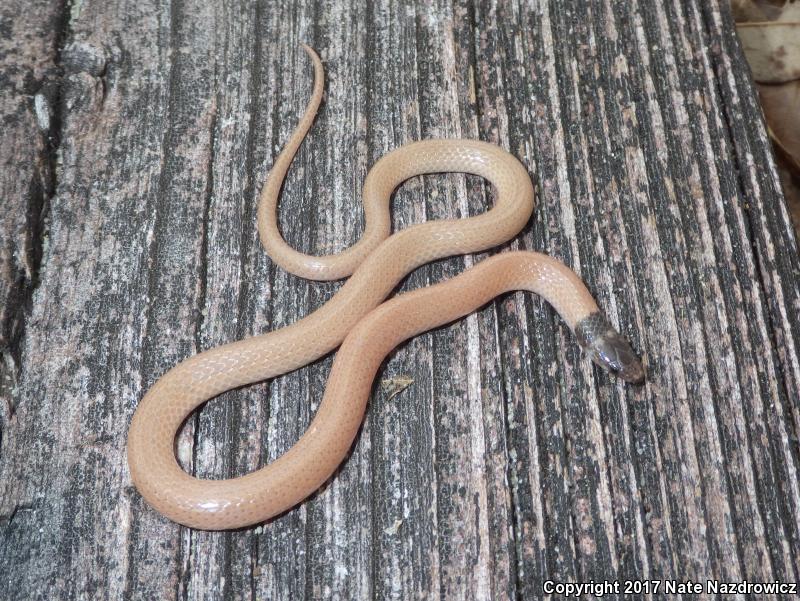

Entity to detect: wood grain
[1,0,799,599]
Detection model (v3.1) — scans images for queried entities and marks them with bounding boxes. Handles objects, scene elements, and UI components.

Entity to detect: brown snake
[127,45,644,530]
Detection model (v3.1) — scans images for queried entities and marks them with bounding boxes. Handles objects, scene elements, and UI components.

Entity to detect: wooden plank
[0,0,63,430]
[1,0,799,599]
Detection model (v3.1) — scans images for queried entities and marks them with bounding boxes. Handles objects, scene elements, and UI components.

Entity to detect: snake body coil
[127,45,643,530]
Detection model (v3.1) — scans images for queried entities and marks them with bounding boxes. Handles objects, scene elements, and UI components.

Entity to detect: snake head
[575,312,645,384]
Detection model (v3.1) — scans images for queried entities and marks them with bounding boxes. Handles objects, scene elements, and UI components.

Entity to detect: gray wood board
[1,0,799,599]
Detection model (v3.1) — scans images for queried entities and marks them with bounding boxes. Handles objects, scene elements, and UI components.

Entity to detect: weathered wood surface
[2,0,799,599]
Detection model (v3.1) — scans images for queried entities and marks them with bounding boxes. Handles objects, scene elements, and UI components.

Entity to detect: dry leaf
[731,0,783,22]
[758,81,800,170]
[758,79,800,236]
[734,2,800,236]
[779,1,800,20]
[380,376,414,401]
[383,519,403,535]
[737,1,800,82]
[775,152,800,239]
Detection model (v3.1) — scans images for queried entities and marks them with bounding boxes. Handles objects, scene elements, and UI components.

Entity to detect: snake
[127,45,644,530]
